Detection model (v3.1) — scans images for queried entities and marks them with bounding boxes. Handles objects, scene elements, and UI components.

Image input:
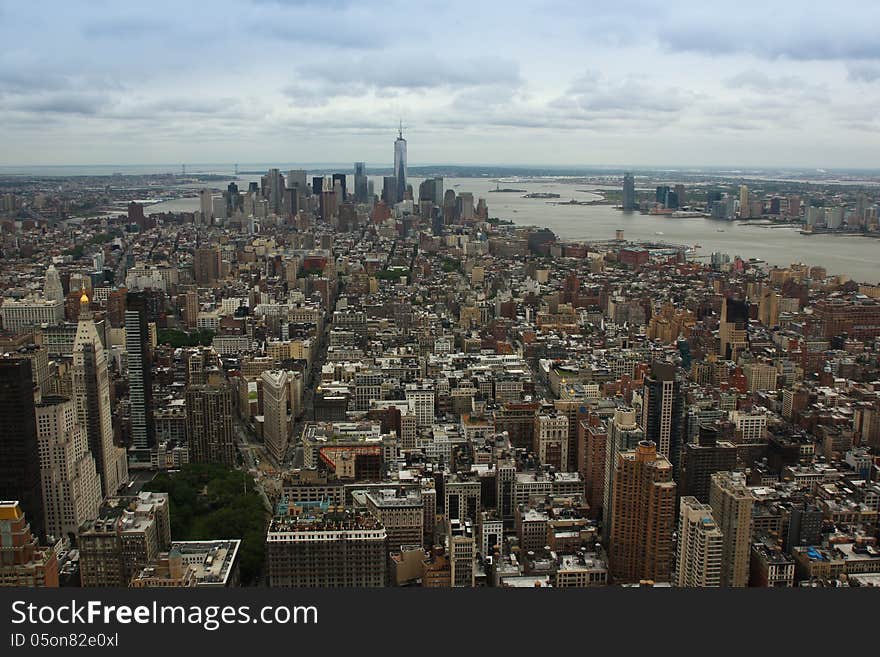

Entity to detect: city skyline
[3,1,880,168]
[2,0,880,604]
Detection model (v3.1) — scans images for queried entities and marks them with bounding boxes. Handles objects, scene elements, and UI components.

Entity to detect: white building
[730,409,768,444]
[0,297,64,332]
[405,382,435,428]
[35,396,102,541]
[675,496,724,588]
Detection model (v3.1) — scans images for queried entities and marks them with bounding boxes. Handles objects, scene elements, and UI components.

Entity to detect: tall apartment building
[0,502,58,587]
[444,475,481,522]
[185,289,199,329]
[680,423,737,503]
[608,441,677,584]
[400,412,417,450]
[186,381,235,466]
[719,297,749,360]
[194,246,221,286]
[580,418,607,519]
[448,518,475,587]
[0,358,44,539]
[675,496,724,587]
[553,398,583,472]
[641,361,686,478]
[125,292,155,458]
[738,185,750,218]
[709,471,754,587]
[603,407,643,542]
[0,334,50,394]
[405,382,435,427]
[78,492,171,587]
[622,172,636,210]
[73,293,127,496]
[265,512,387,587]
[35,396,102,541]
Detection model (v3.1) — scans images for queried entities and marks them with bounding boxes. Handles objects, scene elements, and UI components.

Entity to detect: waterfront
[145,174,880,284]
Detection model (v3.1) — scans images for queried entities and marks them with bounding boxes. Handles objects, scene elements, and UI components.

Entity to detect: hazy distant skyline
[2,0,879,168]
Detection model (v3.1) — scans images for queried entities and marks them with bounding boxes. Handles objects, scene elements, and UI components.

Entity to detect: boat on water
[717,229,725,232]
[654,231,664,236]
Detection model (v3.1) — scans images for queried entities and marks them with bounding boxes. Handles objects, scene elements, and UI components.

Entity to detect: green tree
[145,464,269,584]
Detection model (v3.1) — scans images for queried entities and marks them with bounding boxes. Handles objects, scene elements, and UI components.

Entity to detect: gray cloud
[659,22,880,61]
[553,74,691,120]
[282,55,522,108]
[264,23,382,50]
[82,18,172,39]
[3,92,113,116]
[2,0,880,167]
[848,64,880,82]
[297,55,521,91]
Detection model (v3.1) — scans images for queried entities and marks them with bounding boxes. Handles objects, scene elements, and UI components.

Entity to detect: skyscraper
[382,176,397,207]
[34,395,102,540]
[394,123,407,204]
[198,188,213,223]
[680,423,737,502]
[622,172,636,211]
[332,173,347,202]
[287,169,307,192]
[73,293,128,497]
[272,169,286,212]
[602,407,644,542]
[186,381,235,467]
[641,361,686,478]
[739,185,750,218]
[354,162,367,203]
[43,264,64,303]
[262,370,291,465]
[194,246,221,286]
[709,471,753,587]
[674,496,723,588]
[0,358,44,540]
[719,297,749,360]
[126,292,155,458]
[608,441,676,584]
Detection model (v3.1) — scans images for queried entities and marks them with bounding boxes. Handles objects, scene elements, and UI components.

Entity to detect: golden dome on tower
[80,292,89,305]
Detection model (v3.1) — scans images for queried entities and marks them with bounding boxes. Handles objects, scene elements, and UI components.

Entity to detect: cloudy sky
[1,0,879,168]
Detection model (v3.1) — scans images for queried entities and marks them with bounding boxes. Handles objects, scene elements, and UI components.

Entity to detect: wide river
[146,175,880,284]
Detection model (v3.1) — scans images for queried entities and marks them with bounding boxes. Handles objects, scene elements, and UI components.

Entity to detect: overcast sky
[1,0,879,168]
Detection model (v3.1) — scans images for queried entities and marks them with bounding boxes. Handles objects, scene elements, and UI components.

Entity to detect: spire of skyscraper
[394,122,408,204]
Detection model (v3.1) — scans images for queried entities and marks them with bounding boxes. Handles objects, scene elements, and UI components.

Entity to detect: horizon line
[2,162,880,173]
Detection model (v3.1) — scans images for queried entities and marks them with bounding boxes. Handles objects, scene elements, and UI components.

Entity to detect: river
[144,174,880,284]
